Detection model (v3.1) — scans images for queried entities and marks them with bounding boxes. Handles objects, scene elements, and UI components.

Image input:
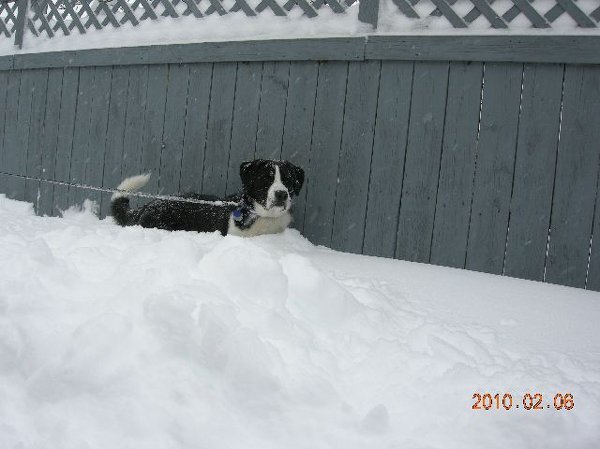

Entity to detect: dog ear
[240,160,256,188]
[286,163,305,196]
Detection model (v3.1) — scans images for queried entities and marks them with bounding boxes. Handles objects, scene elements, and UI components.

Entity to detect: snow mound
[0,194,599,448]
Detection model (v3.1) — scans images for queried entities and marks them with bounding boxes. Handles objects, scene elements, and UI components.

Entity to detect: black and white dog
[111,159,304,237]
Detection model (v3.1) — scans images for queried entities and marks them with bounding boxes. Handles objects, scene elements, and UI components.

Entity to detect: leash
[0,171,240,207]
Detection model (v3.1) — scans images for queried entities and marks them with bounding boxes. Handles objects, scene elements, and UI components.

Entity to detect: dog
[111,159,304,237]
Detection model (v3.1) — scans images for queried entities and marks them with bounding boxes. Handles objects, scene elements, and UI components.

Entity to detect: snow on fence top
[0,0,599,53]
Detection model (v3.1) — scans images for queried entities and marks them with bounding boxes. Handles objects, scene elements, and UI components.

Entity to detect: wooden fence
[1,6,600,291]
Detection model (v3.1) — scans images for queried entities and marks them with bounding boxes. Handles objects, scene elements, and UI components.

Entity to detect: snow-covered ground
[1,194,599,449]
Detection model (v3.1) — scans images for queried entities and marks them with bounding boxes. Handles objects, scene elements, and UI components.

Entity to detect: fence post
[358,0,379,29]
[14,0,28,48]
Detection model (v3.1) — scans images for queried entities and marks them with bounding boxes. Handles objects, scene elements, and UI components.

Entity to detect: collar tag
[232,208,243,221]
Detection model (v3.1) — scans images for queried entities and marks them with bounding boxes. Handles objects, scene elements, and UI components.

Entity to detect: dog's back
[111,175,236,235]
[135,195,235,234]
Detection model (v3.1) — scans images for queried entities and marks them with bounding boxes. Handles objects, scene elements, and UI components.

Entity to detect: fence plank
[331,61,380,254]
[302,61,348,247]
[503,64,564,281]
[3,70,32,200]
[589,180,600,292]
[121,66,149,178]
[100,66,130,218]
[68,67,96,207]
[466,63,523,274]
[0,72,21,197]
[24,69,49,211]
[159,64,189,195]
[255,62,290,160]
[139,64,168,198]
[430,62,484,268]
[226,62,263,195]
[395,61,449,263]
[363,61,413,257]
[280,61,319,233]
[52,67,80,213]
[546,66,600,288]
[83,66,113,209]
[202,62,236,196]
[38,68,63,216]
[180,63,213,194]
[0,70,10,180]
[120,65,149,211]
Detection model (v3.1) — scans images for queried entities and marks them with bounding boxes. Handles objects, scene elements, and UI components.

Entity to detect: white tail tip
[112,173,151,200]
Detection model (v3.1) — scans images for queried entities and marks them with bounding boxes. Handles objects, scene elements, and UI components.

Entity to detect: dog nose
[274,190,288,202]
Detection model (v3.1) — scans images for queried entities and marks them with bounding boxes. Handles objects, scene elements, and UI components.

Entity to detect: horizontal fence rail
[1,0,600,48]
[0,41,599,291]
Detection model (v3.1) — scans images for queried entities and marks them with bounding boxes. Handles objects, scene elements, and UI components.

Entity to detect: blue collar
[231,197,258,231]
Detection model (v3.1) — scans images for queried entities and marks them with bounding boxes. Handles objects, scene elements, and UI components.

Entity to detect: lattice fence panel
[24,0,357,39]
[388,0,599,29]
[0,0,19,38]
[2,0,599,47]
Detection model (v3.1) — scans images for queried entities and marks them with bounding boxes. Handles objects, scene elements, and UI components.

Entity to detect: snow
[1,0,599,56]
[1,194,599,448]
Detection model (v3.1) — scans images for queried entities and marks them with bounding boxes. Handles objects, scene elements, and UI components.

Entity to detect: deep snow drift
[0,194,599,448]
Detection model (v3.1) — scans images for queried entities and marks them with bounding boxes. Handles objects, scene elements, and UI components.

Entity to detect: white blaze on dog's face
[239,160,305,218]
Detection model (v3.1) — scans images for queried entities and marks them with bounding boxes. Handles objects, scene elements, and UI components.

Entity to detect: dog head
[240,159,305,217]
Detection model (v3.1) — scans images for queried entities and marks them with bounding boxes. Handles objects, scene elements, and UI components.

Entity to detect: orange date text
[471,393,574,411]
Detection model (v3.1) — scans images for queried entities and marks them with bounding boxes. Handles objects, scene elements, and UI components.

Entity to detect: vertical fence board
[0,72,21,173]
[52,67,80,213]
[179,63,212,194]
[38,68,63,216]
[466,63,523,274]
[202,62,236,196]
[280,61,319,233]
[503,63,564,281]
[84,66,113,209]
[68,67,96,206]
[0,72,20,196]
[546,66,600,289]
[100,66,130,217]
[159,64,190,195]
[3,71,31,200]
[395,61,450,263]
[430,62,484,267]
[120,65,149,210]
[302,61,348,247]
[331,61,380,254]
[226,62,262,195]
[121,66,149,179]
[0,71,9,171]
[255,62,290,160]
[139,64,168,198]
[588,180,600,292]
[24,69,49,210]
[363,61,413,257]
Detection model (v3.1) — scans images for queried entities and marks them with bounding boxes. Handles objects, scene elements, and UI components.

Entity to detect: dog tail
[111,173,151,226]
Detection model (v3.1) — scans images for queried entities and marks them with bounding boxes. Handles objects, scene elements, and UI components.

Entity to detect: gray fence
[1,20,600,291]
